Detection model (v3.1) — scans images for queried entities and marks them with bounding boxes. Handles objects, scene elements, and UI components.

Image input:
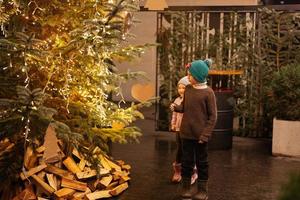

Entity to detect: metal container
[209,89,234,150]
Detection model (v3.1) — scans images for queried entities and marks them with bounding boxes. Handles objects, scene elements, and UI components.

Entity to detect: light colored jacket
[171,96,184,132]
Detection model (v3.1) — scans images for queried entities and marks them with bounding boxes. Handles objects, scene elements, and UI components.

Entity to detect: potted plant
[271,63,300,157]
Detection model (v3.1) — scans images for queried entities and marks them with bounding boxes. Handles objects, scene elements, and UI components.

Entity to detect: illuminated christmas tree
[0,0,150,198]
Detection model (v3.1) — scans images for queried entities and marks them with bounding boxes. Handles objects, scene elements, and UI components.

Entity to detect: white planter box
[272,118,300,158]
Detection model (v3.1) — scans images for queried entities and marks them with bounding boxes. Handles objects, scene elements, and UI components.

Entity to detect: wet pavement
[110,106,300,200]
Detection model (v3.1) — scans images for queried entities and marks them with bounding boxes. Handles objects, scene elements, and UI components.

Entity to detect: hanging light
[144,0,168,10]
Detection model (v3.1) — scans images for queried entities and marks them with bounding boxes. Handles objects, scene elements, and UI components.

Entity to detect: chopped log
[36,154,43,158]
[76,169,97,179]
[27,153,38,169]
[46,174,57,191]
[45,165,74,179]
[12,185,36,200]
[116,160,125,166]
[109,182,129,196]
[113,171,129,179]
[43,125,62,163]
[86,190,112,200]
[86,161,92,167]
[0,138,10,152]
[24,146,34,169]
[112,174,120,182]
[36,145,46,154]
[57,139,64,149]
[31,174,55,195]
[87,179,99,191]
[106,181,119,190]
[63,157,81,174]
[98,175,113,188]
[54,163,62,190]
[72,148,82,160]
[99,156,112,171]
[37,171,46,179]
[73,188,91,198]
[119,176,130,184]
[92,146,101,154]
[37,197,49,200]
[0,143,15,158]
[98,168,110,175]
[35,186,43,198]
[122,164,131,171]
[100,155,121,172]
[70,197,82,200]
[54,188,75,198]
[61,177,88,192]
[20,164,47,180]
[78,159,86,171]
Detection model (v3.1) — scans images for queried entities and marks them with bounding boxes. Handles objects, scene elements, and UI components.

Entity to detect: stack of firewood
[0,138,15,157]
[11,125,131,200]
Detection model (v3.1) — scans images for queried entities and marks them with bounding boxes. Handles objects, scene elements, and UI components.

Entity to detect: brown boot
[193,180,208,200]
[172,162,182,183]
[181,177,193,199]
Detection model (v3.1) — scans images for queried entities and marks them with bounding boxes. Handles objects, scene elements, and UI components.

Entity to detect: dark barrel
[208,89,234,150]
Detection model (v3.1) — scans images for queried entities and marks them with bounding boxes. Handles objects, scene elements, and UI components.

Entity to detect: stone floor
[110,106,300,200]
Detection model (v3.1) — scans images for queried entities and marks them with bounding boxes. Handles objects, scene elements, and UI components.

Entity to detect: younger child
[170,76,197,184]
[171,59,217,200]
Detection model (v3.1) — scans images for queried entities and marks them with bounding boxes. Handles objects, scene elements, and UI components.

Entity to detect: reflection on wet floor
[110,107,300,200]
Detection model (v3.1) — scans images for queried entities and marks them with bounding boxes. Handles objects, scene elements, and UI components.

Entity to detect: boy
[171,59,217,200]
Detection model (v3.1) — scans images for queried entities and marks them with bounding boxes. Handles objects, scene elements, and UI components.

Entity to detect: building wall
[118,1,260,102]
[167,0,259,6]
[114,12,157,102]
[140,0,259,6]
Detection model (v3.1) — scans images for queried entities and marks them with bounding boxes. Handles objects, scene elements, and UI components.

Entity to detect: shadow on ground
[110,106,300,200]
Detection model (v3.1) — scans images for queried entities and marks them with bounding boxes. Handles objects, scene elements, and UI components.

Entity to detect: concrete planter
[272,118,300,157]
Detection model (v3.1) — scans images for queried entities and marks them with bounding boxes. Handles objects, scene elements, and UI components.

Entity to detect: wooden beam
[98,175,113,188]
[0,138,10,152]
[13,185,36,200]
[63,157,81,174]
[31,174,55,195]
[99,168,110,175]
[106,181,119,190]
[20,164,47,180]
[100,155,121,172]
[99,156,112,171]
[73,188,91,198]
[37,197,49,200]
[119,176,130,184]
[72,148,82,160]
[86,190,112,200]
[76,169,97,179]
[54,188,75,198]
[61,178,88,192]
[109,182,129,196]
[78,159,86,171]
[46,174,57,191]
[43,125,62,163]
[45,165,74,179]
[121,164,131,171]
[36,145,46,154]
[37,171,46,180]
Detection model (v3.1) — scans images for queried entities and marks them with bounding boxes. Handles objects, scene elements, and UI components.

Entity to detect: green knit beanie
[189,59,212,83]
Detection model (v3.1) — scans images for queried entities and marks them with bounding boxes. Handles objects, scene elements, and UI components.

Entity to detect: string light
[1,0,147,175]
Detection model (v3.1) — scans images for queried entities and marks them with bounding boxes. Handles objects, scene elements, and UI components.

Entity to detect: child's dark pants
[181,138,208,180]
[175,132,182,163]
